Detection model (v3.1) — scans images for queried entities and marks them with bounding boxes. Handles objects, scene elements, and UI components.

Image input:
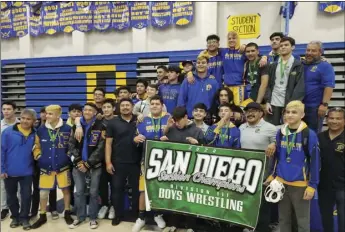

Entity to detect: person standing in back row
[265,37,305,126]
[318,107,345,232]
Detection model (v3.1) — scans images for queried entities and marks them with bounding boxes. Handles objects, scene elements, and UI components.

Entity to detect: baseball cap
[244,102,264,112]
[182,60,193,67]
[168,65,181,73]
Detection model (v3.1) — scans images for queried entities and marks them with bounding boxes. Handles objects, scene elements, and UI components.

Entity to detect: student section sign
[144,140,266,229]
[227,13,261,39]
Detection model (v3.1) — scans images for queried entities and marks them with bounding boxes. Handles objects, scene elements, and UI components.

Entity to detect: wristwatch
[321,102,329,107]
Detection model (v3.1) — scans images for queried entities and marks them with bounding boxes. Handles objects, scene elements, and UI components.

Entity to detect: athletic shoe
[90,220,99,229]
[51,211,59,220]
[31,214,47,229]
[98,206,108,219]
[22,220,32,230]
[10,218,20,228]
[69,220,85,229]
[154,215,166,229]
[1,209,9,221]
[108,206,115,219]
[132,218,145,232]
[64,210,73,225]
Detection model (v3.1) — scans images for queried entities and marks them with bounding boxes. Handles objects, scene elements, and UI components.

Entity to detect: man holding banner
[132,95,169,232]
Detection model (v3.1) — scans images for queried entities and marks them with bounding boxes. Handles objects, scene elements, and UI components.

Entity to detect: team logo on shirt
[310,65,318,72]
[255,128,260,133]
[335,143,345,153]
[291,71,296,76]
[206,84,212,91]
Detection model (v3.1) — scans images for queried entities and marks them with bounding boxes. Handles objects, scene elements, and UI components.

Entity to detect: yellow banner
[227,13,261,39]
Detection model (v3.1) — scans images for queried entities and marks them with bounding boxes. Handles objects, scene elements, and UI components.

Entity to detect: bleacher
[1,42,344,120]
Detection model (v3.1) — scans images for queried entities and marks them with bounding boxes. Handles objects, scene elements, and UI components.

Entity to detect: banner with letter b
[144,140,266,229]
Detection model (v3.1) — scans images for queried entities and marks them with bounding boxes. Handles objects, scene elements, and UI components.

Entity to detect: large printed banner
[319,2,345,13]
[151,2,172,28]
[172,1,193,26]
[111,2,130,31]
[228,13,261,39]
[144,140,266,229]
[130,1,150,29]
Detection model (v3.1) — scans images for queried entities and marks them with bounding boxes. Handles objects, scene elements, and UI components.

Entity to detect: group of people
[0,30,343,232]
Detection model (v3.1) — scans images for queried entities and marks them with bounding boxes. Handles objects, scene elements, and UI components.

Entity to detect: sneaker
[31,214,47,229]
[112,217,122,226]
[69,220,85,229]
[1,209,9,221]
[22,220,32,231]
[64,210,73,225]
[186,229,194,232]
[86,205,89,216]
[154,215,166,229]
[10,218,20,228]
[51,211,59,220]
[132,218,145,232]
[108,206,115,219]
[90,220,99,229]
[98,206,108,219]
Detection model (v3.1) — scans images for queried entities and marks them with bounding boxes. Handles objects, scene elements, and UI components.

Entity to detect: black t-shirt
[106,115,141,164]
[244,61,268,102]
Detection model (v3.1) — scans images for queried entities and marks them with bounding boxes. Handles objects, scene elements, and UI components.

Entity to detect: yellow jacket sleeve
[33,135,41,160]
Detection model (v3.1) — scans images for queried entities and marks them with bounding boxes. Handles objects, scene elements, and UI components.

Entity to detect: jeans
[73,167,101,221]
[4,176,32,222]
[319,189,345,232]
[112,163,140,218]
[99,165,112,207]
[1,179,8,210]
[304,107,323,133]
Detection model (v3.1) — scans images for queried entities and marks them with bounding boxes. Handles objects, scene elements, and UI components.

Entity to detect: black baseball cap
[168,65,181,73]
[182,60,193,67]
[244,102,264,112]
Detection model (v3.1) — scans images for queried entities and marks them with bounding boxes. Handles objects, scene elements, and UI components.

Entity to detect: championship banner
[0,6,14,39]
[130,1,150,29]
[319,1,345,13]
[110,2,130,31]
[42,2,60,35]
[151,2,172,28]
[172,1,194,26]
[227,14,261,39]
[73,1,93,32]
[93,1,112,31]
[144,140,266,229]
[59,2,74,33]
[11,3,28,37]
[29,4,43,36]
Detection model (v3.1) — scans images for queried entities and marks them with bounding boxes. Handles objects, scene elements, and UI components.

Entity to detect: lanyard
[48,128,60,142]
[150,115,162,139]
[220,123,229,145]
[280,59,288,80]
[285,127,297,160]
[248,61,258,85]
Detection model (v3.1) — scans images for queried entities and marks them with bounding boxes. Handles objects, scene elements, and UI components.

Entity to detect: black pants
[256,186,271,232]
[99,165,112,207]
[319,189,345,232]
[266,105,284,126]
[31,165,57,215]
[112,163,140,218]
[5,176,32,222]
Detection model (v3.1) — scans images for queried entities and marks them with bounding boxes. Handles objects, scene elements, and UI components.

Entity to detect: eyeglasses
[207,40,218,45]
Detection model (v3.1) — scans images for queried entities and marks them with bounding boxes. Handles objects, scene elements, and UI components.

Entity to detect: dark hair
[115,86,131,96]
[219,103,233,111]
[168,65,181,74]
[136,79,148,88]
[68,104,82,112]
[1,101,16,110]
[84,102,98,111]
[193,103,207,112]
[245,42,259,50]
[40,106,46,113]
[148,84,158,91]
[269,32,284,40]
[280,36,296,46]
[172,107,188,121]
[119,98,134,106]
[206,34,220,42]
[102,98,115,108]
[327,107,345,119]
[216,87,234,104]
[150,95,163,104]
[93,87,105,96]
[157,65,168,72]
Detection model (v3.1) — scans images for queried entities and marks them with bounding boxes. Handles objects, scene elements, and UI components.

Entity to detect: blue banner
[73,2,93,32]
[1,2,12,11]
[319,2,345,13]
[0,8,13,39]
[41,2,60,35]
[11,3,28,37]
[110,1,130,31]
[92,1,112,31]
[130,2,150,29]
[29,4,43,36]
[172,1,194,26]
[59,2,74,33]
[280,1,297,19]
[151,2,172,28]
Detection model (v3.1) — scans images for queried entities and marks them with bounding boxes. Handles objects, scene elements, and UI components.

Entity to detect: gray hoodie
[166,120,205,145]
